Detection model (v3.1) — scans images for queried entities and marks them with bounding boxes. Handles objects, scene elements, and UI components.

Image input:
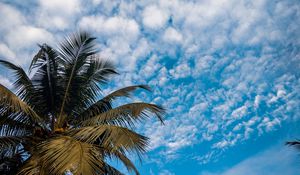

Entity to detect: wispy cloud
[201,144,300,175]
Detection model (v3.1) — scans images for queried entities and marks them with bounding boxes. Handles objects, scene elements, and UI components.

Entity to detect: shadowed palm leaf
[0,84,42,124]
[0,31,165,174]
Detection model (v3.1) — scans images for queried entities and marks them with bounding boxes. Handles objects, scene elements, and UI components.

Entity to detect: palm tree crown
[0,31,165,175]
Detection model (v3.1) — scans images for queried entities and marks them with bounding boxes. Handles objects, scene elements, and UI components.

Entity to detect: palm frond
[0,111,37,140]
[0,59,35,103]
[104,85,151,101]
[78,85,152,121]
[83,57,118,91]
[0,136,23,150]
[102,162,125,175]
[29,44,66,124]
[29,44,55,72]
[38,136,104,175]
[0,84,43,125]
[104,149,139,175]
[68,125,149,154]
[17,155,46,175]
[0,122,30,137]
[0,112,33,130]
[81,103,165,127]
[57,31,99,126]
[66,57,117,118]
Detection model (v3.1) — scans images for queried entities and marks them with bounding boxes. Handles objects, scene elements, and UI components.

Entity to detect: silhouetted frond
[0,60,34,103]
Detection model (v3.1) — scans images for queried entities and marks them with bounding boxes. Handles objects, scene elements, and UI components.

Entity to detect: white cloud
[0,3,24,32]
[140,55,161,79]
[39,0,81,16]
[80,16,140,41]
[103,17,140,41]
[169,62,191,79]
[258,117,281,133]
[254,95,261,108]
[166,124,197,151]
[142,5,168,29]
[163,27,183,43]
[0,3,55,65]
[231,105,248,119]
[158,67,168,86]
[132,38,150,59]
[5,26,54,51]
[0,43,16,61]
[37,0,81,30]
[80,15,141,71]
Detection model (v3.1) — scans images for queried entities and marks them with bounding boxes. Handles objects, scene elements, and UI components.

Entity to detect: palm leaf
[66,57,117,118]
[0,60,35,103]
[102,162,125,175]
[78,85,152,121]
[81,103,165,127]
[0,111,36,141]
[38,136,104,175]
[57,31,98,126]
[0,84,43,125]
[104,148,139,175]
[0,136,23,150]
[68,125,149,154]
[29,44,49,72]
[0,119,30,137]
[17,155,46,175]
[104,85,151,101]
[29,44,63,127]
[82,57,117,92]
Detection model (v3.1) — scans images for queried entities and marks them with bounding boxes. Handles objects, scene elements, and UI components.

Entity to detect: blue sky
[0,0,300,174]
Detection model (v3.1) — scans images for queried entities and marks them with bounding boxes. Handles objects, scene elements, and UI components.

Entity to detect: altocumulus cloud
[0,0,299,173]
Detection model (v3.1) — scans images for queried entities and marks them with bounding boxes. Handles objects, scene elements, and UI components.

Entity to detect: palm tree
[0,31,165,175]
